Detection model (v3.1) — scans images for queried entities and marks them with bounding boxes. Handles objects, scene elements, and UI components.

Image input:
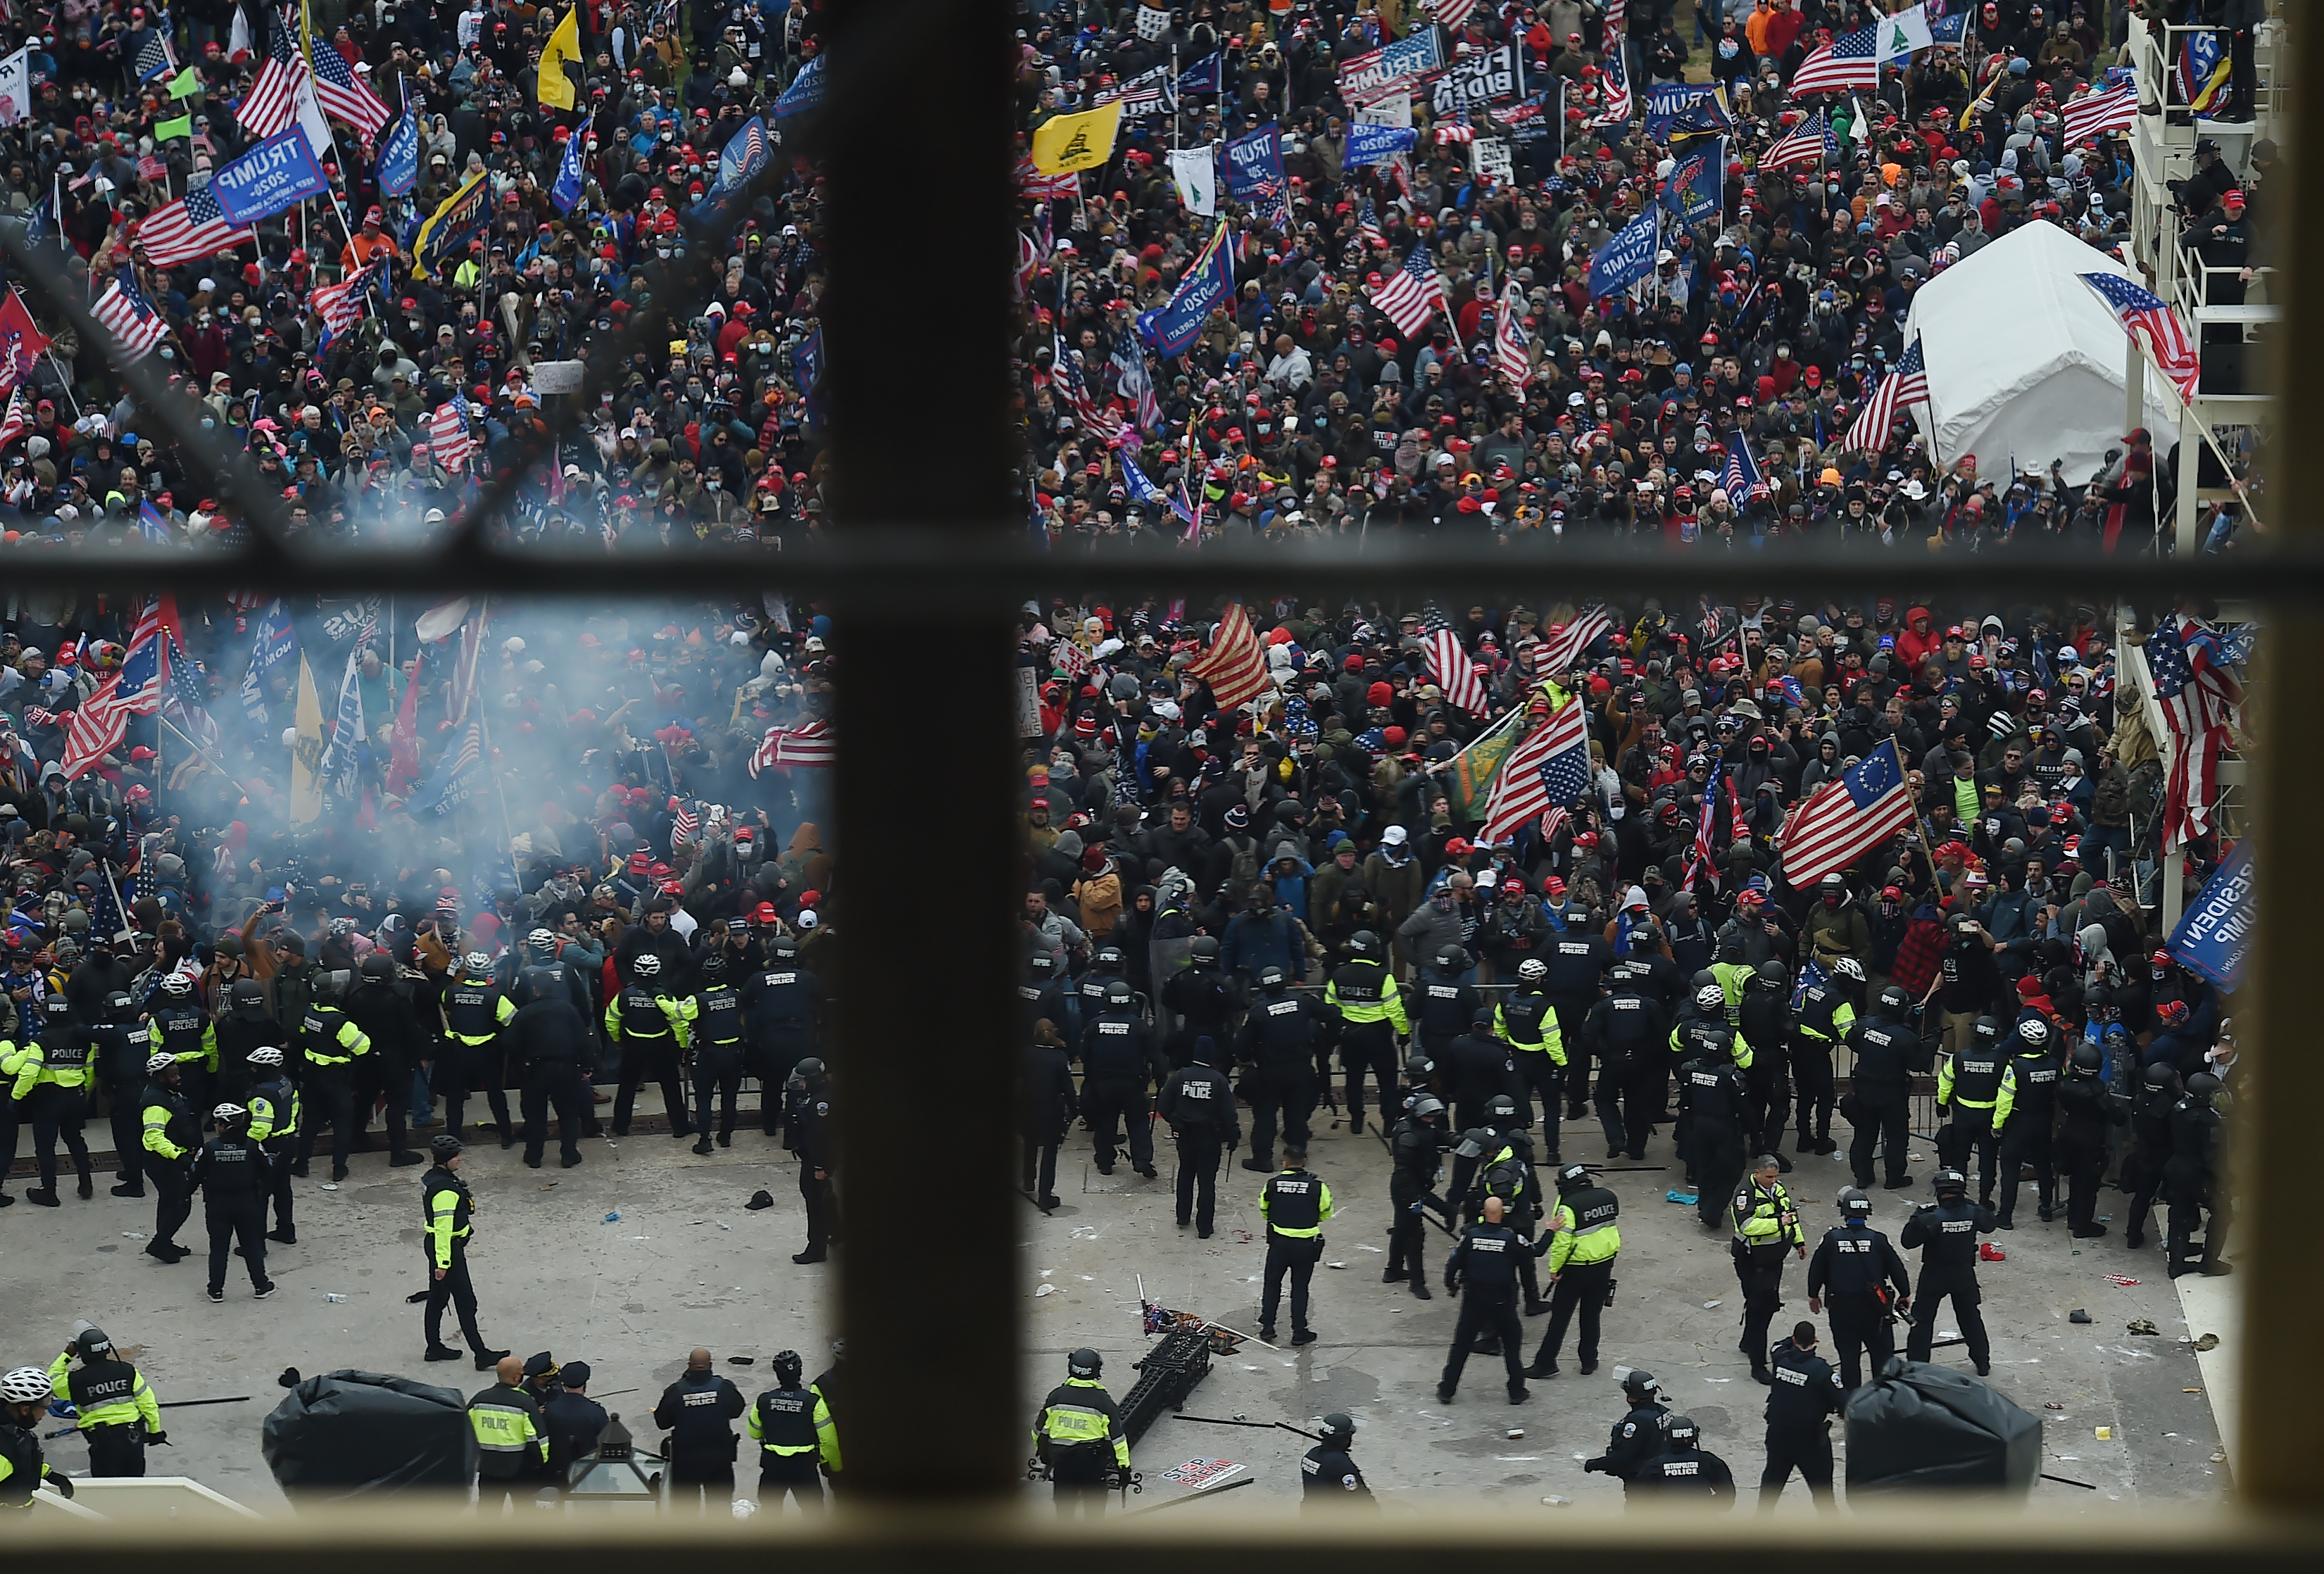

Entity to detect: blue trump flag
[406,716,483,818]
[1176,51,1222,95]
[720,114,772,191]
[211,128,330,225]
[1659,137,1724,226]
[1223,122,1288,225]
[1137,220,1233,358]
[1588,207,1659,298]
[2169,838,2251,990]
[1122,451,1194,525]
[377,99,420,199]
[1343,121,1417,170]
[551,123,589,213]
[774,55,824,120]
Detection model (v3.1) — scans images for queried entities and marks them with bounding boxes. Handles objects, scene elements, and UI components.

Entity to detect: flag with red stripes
[1790,23,1881,95]
[748,717,836,775]
[1776,738,1916,886]
[239,12,304,139]
[1535,607,1614,676]
[1425,626,1489,716]
[1186,603,1271,710]
[2061,80,2137,146]
[1842,339,1928,453]
[61,599,165,778]
[1482,694,1591,844]
[2080,271,2200,403]
[308,33,390,134]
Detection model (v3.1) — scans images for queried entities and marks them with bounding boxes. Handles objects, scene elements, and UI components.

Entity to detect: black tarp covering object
[1844,1357,2045,1495]
[261,1368,479,1501]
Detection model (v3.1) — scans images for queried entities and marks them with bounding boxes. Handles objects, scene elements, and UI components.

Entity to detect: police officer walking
[1583,1368,1670,1494]
[467,1353,549,1513]
[1731,1155,1805,1383]
[786,1057,836,1263]
[1437,1195,1531,1406]
[506,969,591,1170]
[139,1054,198,1264]
[1300,1412,1374,1512]
[1807,1187,1912,1389]
[296,971,372,1183]
[46,1327,163,1478]
[190,1102,276,1302]
[1386,1095,1450,1299]
[1033,1349,1131,1518]
[747,1350,826,1514]
[2055,1043,2125,1240]
[1526,1162,1621,1378]
[1846,986,1922,1192]
[1758,1321,1842,1511]
[654,1348,748,1511]
[1631,1415,1735,1504]
[1902,1169,1999,1375]
[244,1047,300,1242]
[1935,1017,2007,1207]
[1992,1017,2063,1230]
[421,1134,509,1368]
[607,953,697,1138]
[1079,979,1165,1178]
[1157,1036,1240,1238]
[1676,985,1755,1227]
[688,955,748,1152]
[1326,931,1408,1134]
[1790,959,1860,1156]
[1585,961,1666,1160]
[1258,1147,1333,1344]
[12,995,94,1202]
[1233,966,1326,1171]
[1021,1021,1076,1210]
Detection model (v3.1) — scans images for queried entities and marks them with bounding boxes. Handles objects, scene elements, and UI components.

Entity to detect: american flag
[1761,110,1833,172]
[672,802,701,846]
[161,628,219,750]
[1493,298,1530,387]
[1435,123,1476,146]
[2080,272,2200,403]
[748,717,837,776]
[1538,805,1569,846]
[1111,62,1175,119]
[1186,603,1272,710]
[429,389,475,470]
[1790,23,1882,96]
[60,600,165,779]
[90,272,168,364]
[1357,198,1386,248]
[239,13,305,139]
[308,34,390,134]
[2061,80,2137,146]
[1483,693,1590,844]
[136,153,168,182]
[313,258,382,349]
[1680,749,1740,890]
[1597,0,1635,125]
[1110,334,1161,433]
[1776,737,1916,886]
[134,184,256,267]
[1535,607,1614,677]
[0,387,26,450]
[2144,616,2240,847]
[1015,154,1081,201]
[1428,0,1478,32]
[1369,246,1446,337]
[1421,605,1489,715]
[1721,434,1770,502]
[1842,339,1928,453]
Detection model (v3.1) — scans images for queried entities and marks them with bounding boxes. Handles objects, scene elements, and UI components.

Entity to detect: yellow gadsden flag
[1031,100,1124,175]
[538,6,582,111]
[289,653,325,826]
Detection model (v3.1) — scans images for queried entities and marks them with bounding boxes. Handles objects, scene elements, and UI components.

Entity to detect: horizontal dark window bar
[0,536,2311,601]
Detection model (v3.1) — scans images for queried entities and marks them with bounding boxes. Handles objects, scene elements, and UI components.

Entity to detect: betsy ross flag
[2080,271,2200,403]
[61,598,166,779]
[1761,110,1833,171]
[429,389,475,470]
[1186,603,1272,710]
[1369,245,1446,337]
[1842,339,1928,453]
[90,271,168,363]
[2061,80,2137,146]
[2144,615,2240,847]
[1790,22,1881,96]
[239,11,305,139]
[313,258,382,350]
[308,32,390,134]
[1482,694,1591,845]
[749,717,836,775]
[1422,604,1489,715]
[133,184,256,267]
[1776,736,1916,886]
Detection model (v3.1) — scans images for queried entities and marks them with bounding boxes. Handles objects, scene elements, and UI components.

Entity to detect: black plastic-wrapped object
[1117,1330,1214,1447]
[1843,1357,2044,1495]
[261,1369,479,1503]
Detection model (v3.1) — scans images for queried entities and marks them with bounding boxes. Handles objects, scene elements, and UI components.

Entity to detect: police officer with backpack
[1157,1035,1240,1238]
[1846,986,1923,1192]
[1233,965,1326,1172]
[1807,1187,1913,1389]
[1413,947,1478,1056]
[1675,984,1754,1228]
[748,1350,825,1513]
[1902,1169,1999,1375]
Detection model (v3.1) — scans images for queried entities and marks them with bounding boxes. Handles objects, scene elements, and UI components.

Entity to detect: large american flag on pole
[134,184,257,267]
[1483,695,1591,844]
[1776,737,1916,886]
[1790,22,1882,96]
[1842,339,1928,453]
[313,258,382,350]
[90,271,168,364]
[1368,246,1447,337]
[748,717,837,775]
[429,389,475,470]
[1680,750,1742,890]
[2080,272,2201,403]
[1535,607,1614,677]
[239,12,305,139]
[2144,615,2240,846]
[1186,603,1272,710]
[61,600,165,779]
[307,34,391,134]
[1421,604,1489,715]
[2061,80,2137,146]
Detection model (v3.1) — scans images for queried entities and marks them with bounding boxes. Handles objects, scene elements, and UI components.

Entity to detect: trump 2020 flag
[1659,137,1723,225]
[1345,121,1417,170]
[774,54,825,120]
[551,123,589,213]
[720,114,772,192]
[406,715,483,817]
[1589,207,1659,298]
[1223,122,1288,225]
[377,98,420,198]
[1138,220,1233,358]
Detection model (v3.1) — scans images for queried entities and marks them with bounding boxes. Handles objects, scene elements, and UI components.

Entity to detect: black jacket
[654,1371,746,1456]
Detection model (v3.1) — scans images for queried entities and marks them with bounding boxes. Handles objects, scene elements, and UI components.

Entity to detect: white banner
[1169,145,1217,217]
[1355,93,1412,128]
[0,49,29,127]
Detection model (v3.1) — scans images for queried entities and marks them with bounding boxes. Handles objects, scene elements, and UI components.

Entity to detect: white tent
[1904,221,2178,485]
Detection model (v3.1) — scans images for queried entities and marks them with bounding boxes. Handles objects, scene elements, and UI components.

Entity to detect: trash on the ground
[2183,1388,2203,1394]
[1666,1190,1700,1205]
[2193,1333,2221,1352]
[1702,1300,1723,1310]
[1357,1244,1383,1253]
[727,1356,755,1366]
[1326,1261,1347,1270]
[2070,1309,2092,1323]
[324,1293,346,1304]
[321,1183,339,1192]
[2127,1318,2160,1336]
[1541,1495,1571,1506]
[603,1211,620,1223]
[277,1368,301,1389]
[2044,1402,2066,1411]
[2211,1450,2229,1463]
[2095,1427,2114,1440]
[1506,1428,1526,1440]
[121,1233,143,1240]
[715,1221,731,1230]
[2104,1273,2141,1287]
[1034,1284,1058,1297]
[746,1190,775,1211]
[1979,1243,2006,1261]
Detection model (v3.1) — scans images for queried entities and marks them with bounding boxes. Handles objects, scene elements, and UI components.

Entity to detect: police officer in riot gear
[1300,1411,1374,1511]
[1438,1195,1530,1406]
[1807,1187,1912,1389]
[1033,1348,1131,1518]
[1162,936,1238,1070]
[2122,1058,2181,1248]
[2164,1071,2228,1277]
[1079,978,1167,1177]
[505,967,593,1170]
[1538,921,1609,1119]
[296,969,372,1182]
[1471,1125,1547,1315]
[1790,958,1859,1155]
[1019,950,1072,1045]
[1021,1019,1076,1211]
[1443,1010,1519,1198]
[1326,930,1408,1134]
[1495,957,1568,1159]
[1157,1036,1240,1238]
[2056,1041,2125,1238]
[1414,947,1479,1055]
[606,952,697,1138]
[742,935,822,1136]
[190,1102,275,1302]
[1738,961,1793,1166]
[1585,961,1668,1160]
[1758,1322,1841,1511]
[1450,1091,1524,1221]
[244,1046,301,1240]
[1936,1016,2008,1207]
[1846,986,1921,1191]
[1526,1162,1621,1378]
[689,955,748,1152]
[1992,1016,2063,1230]
[346,954,427,1166]
[1630,1414,1735,1504]
[92,991,147,1198]
[11,995,93,1202]
[1676,985,1754,1227]
[1902,1169,1999,1374]
[1387,1095,1450,1298]
[785,1058,836,1263]
[1584,1368,1670,1493]
[1233,965,1326,1171]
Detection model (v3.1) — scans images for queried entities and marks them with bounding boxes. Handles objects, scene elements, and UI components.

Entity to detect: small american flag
[308,35,390,135]
[0,386,26,450]
[1015,155,1081,201]
[1538,806,1569,846]
[429,390,475,470]
[1681,749,1741,890]
[2061,80,2137,146]
[1357,197,1386,248]
[91,272,168,364]
[1435,123,1476,146]
[749,717,837,776]
[1482,693,1591,844]
[1790,23,1882,96]
[1421,604,1489,715]
[239,13,304,140]
[134,184,256,267]
[1369,245,1447,337]
[1492,297,1531,388]
[1428,0,1478,32]
[2080,272,2200,403]
[136,153,168,182]
[1842,339,1928,453]
[1186,603,1273,710]
[1760,110,1833,172]
[313,258,382,349]
[672,802,701,845]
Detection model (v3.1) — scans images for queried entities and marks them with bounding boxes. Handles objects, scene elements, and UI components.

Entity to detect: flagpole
[158,714,256,798]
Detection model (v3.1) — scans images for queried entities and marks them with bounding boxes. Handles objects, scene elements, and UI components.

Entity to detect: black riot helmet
[2142,1061,2182,1096]
[1436,945,1469,973]
[1933,1168,1968,1197]
[1972,1015,2002,1049]
[793,1057,827,1083]
[360,952,395,981]
[1404,1049,1436,1079]
[1556,1162,1592,1194]
[75,1326,113,1359]
[1067,1347,1103,1380]
[1838,1186,1871,1216]
[229,979,267,1019]
[1666,1415,1702,1447]
[1754,959,1788,990]
[2069,1043,2104,1074]
[1257,965,1289,992]
[1105,978,1133,1008]
[106,990,137,1023]
[2185,1071,2222,1103]
[1486,1093,1519,1122]
[1622,1368,1660,1402]
[1027,950,1057,978]
[771,935,800,962]
[1189,936,1221,967]
[1877,985,1911,1017]
[1691,969,1719,994]
[1348,929,1381,961]
[1094,945,1126,974]
[1317,1412,1356,1450]
[772,1349,805,1387]
[1409,1094,1445,1121]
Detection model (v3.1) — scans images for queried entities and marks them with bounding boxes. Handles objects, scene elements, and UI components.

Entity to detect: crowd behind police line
[1015,588,2237,1504]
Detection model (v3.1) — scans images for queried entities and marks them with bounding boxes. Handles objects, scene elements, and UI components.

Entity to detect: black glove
[147,1431,170,1447]
[48,1473,73,1499]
